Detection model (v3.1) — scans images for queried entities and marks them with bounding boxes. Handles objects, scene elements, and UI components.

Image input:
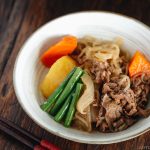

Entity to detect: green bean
[40,67,76,112]
[64,83,83,127]
[50,67,83,115]
[54,95,72,122]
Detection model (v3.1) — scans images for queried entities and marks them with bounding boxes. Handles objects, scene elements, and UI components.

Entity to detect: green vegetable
[50,67,83,115]
[40,67,76,112]
[54,95,72,122]
[64,83,83,127]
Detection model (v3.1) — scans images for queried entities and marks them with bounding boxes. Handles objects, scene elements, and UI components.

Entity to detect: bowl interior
[14,12,150,144]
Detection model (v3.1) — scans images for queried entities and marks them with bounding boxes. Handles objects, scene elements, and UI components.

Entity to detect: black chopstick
[0,119,34,149]
[0,116,40,144]
[0,116,61,150]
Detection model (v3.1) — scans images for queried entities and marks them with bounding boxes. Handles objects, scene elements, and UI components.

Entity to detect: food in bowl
[40,35,150,133]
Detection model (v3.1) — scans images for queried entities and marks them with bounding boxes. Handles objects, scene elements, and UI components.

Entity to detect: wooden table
[0,0,150,149]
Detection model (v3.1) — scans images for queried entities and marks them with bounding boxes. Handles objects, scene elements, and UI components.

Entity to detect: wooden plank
[0,0,150,149]
[0,0,59,149]
[0,0,30,149]
[0,0,15,34]
[0,0,28,78]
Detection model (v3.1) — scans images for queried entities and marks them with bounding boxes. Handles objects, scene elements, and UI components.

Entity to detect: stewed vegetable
[64,83,83,127]
[40,66,84,127]
[50,67,83,115]
[40,67,76,112]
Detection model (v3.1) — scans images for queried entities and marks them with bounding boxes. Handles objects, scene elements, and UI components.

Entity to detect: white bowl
[13,12,150,144]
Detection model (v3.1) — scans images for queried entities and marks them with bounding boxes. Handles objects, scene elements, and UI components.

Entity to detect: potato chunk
[40,56,76,98]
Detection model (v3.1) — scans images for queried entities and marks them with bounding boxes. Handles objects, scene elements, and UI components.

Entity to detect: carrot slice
[129,51,150,77]
[41,35,77,67]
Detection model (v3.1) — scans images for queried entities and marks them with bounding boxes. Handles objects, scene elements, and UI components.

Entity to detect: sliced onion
[74,106,92,132]
[93,44,120,62]
[114,37,123,47]
[119,75,131,91]
[108,44,120,60]
[78,37,121,65]
[90,105,99,122]
[95,52,113,62]
[76,74,94,114]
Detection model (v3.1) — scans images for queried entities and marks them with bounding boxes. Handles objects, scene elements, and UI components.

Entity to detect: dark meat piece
[137,107,150,118]
[98,120,110,132]
[96,75,138,132]
[113,117,136,132]
[96,106,105,125]
[119,55,129,75]
[102,76,137,116]
[113,118,125,128]
[72,51,125,84]
[96,106,110,132]
[102,94,122,128]
[110,93,126,104]
[131,74,150,109]
[71,46,129,86]
[89,57,129,84]
[97,74,150,132]
[93,89,100,106]
[103,83,117,93]
[102,83,112,93]
[123,89,137,116]
[90,60,112,83]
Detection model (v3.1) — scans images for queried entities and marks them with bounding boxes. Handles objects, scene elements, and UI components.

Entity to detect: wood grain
[0,0,150,149]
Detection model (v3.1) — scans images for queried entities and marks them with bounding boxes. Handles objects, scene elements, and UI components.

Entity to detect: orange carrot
[129,51,150,77]
[41,35,77,67]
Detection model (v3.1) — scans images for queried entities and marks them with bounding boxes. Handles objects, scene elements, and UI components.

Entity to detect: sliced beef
[131,74,150,109]
[102,94,122,128]
[118,55,129,75]
[80,60,112,84]
[96,75,138,132]
[98,120,110,132]
[71,46,150,133]
[96,74,149,132]
[102,76,137,116]
[123,89,137,116]
[137,107,150,118]
[113,117,136,132]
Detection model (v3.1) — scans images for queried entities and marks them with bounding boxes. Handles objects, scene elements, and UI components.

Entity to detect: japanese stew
[40,36,150,132]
